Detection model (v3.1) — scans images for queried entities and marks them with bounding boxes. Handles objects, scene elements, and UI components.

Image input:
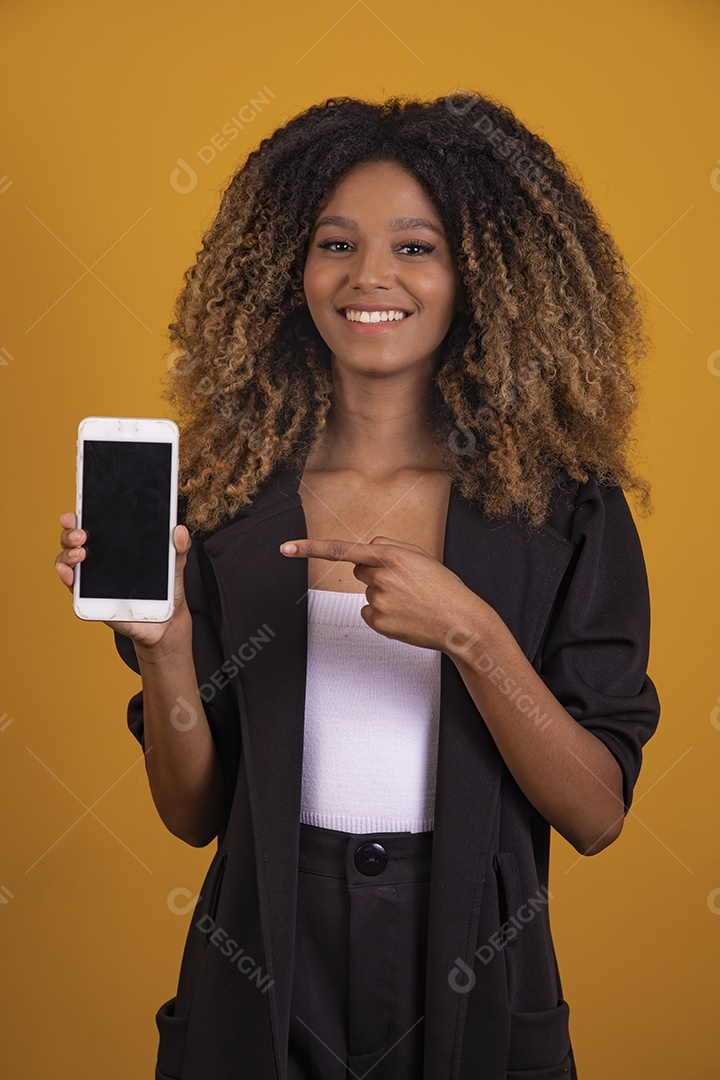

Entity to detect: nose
[347,242,394,291]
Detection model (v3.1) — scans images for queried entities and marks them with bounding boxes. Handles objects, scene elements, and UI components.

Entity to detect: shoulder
[540,465,638,548]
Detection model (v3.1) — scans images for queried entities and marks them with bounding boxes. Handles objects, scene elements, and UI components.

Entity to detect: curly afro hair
[164,91,653,534]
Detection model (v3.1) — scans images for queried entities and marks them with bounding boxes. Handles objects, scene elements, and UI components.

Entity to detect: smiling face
[303,160,465,377]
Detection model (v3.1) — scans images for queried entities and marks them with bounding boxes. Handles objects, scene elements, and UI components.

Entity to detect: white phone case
[73,416,179,622]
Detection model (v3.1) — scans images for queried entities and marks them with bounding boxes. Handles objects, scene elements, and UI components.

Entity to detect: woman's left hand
[279,535,494,653]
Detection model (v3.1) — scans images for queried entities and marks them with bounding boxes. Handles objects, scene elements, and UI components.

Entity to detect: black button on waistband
[354,842,388,876]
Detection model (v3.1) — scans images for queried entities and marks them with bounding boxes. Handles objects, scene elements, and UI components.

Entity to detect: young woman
[56,93,661,1080]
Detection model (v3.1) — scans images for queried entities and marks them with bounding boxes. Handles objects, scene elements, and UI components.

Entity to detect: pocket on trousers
[506,998,572,1078]
[155,995,190,1080]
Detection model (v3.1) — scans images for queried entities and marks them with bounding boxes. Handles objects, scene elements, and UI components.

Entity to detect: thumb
[172,525,191,610]
[370,535,431,556]
[173,523,192,556]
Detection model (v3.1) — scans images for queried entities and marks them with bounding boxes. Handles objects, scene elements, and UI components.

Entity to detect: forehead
[314,161,443,228]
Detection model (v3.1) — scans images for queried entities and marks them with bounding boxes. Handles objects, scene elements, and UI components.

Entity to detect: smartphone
[73,416,179,622]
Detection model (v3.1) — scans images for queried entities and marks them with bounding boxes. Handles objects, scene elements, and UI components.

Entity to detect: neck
[308,360,446,475]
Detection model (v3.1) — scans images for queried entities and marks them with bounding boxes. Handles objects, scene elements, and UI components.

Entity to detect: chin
[330,351,420,373]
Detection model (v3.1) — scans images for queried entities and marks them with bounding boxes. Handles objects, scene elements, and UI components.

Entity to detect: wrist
[442,592,503,667]
[134,612,193,664]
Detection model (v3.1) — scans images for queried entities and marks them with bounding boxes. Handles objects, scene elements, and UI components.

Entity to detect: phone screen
[79,440,173,600]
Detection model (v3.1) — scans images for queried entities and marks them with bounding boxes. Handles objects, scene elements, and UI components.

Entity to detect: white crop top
[300,588,442,834]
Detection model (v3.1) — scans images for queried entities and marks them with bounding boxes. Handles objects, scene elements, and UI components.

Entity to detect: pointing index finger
[279,539,385,566]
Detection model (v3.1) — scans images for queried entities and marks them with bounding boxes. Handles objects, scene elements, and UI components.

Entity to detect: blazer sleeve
[112,528,242,826]
[537,474,661,815]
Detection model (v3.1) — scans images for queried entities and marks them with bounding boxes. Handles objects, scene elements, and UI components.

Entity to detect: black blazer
[115,459,660,1080]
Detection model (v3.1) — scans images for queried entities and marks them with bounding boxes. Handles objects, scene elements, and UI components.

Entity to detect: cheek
[412,269,458,308]
[302,263,336,309]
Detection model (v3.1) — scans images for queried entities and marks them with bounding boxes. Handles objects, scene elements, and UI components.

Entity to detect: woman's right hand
[55,511,193,650]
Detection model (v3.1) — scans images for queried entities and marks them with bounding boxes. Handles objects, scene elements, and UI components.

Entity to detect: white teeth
[343,309,408,323]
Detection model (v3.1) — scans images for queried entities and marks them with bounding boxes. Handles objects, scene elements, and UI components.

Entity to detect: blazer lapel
[202,463,310,1074]
[423,483,575,1079]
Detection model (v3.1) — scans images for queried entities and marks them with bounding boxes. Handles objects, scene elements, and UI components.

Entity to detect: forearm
[133,615,226,847]
[446,597,625,855]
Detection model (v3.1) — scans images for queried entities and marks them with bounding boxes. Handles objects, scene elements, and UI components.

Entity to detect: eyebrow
[313,215,446,238]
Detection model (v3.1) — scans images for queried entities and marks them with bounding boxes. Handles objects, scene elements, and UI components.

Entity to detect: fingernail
[280,543,297,554]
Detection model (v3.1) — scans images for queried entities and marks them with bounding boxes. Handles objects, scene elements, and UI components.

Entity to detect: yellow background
[1,1,718,1076]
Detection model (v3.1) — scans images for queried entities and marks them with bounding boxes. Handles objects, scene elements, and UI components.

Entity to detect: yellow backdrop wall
[1,1,718,1077]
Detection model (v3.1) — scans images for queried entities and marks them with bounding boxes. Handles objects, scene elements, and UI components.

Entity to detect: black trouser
[287,822,433,1080]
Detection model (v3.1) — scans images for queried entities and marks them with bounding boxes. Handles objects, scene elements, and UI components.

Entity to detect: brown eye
[398,242,435,255]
